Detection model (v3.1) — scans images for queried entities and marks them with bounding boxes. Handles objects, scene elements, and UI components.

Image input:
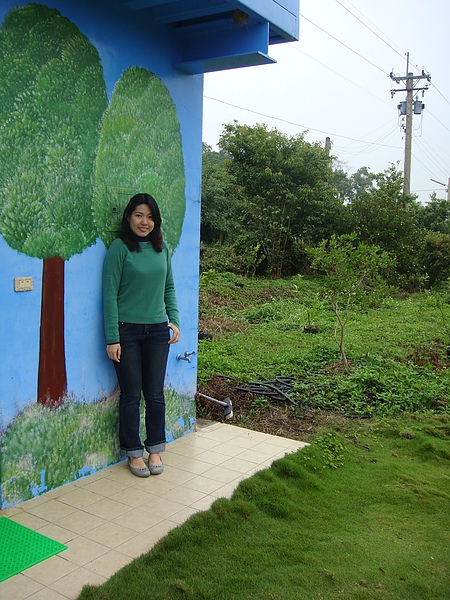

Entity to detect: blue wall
[0,0,202,506]
[0,0,299,507]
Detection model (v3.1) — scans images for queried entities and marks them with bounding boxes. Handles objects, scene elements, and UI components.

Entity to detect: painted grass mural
[0,4,192,508]
[1,389,194,509]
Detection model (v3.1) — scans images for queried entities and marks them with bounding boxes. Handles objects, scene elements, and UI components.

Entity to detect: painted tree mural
[92,67,186,252]
[0,4,107,406]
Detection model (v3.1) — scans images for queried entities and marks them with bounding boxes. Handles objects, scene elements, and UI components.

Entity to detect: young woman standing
[103,193,180,477]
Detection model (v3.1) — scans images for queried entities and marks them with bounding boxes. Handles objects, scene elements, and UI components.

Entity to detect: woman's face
[128,203,154,237]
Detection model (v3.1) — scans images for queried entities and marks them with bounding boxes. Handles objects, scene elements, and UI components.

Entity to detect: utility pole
[430,178,450,201]
[390,53,431,196]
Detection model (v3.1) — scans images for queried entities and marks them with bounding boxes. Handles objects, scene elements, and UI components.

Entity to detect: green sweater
[103,238,180,344]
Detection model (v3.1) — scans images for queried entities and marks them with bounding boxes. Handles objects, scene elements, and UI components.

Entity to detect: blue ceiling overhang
[99,0,299,73]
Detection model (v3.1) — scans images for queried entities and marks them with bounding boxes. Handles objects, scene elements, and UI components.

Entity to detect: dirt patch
[196,375,353,443]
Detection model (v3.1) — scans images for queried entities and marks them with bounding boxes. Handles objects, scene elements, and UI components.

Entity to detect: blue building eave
[106,0,299,73]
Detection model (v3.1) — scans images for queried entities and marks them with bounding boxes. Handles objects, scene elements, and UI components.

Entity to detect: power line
[334,0,405,62]
[337,0,405,57]
[299,13,387,74]
[414,139,450,178]
[427,110,450,134]
[431,83,450,107]
[203,95,402,148]
[289,46,394,109]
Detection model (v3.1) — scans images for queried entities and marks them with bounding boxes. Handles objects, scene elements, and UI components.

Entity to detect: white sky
[202,0,450,204]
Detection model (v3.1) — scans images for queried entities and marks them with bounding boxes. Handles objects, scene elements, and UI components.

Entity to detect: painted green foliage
[93,67,186,252]
[0,4,186,408]
[0,3,107,259]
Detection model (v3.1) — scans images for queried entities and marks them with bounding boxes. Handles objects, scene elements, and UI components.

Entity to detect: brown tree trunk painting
[37,257,67,407]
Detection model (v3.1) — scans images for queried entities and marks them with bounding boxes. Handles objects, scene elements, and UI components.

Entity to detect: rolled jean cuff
[124,449,144,458]
[146,442,166,454]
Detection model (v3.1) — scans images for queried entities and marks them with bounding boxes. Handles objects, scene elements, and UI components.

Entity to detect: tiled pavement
[0,421,307,600]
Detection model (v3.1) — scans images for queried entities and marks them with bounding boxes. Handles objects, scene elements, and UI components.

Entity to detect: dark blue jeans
[114,322,170,458]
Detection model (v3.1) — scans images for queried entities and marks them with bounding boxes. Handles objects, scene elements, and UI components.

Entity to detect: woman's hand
[106,343,121,362]
[168,323,180,344]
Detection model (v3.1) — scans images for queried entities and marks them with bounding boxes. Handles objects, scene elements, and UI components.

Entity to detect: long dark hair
[120,193,163,252]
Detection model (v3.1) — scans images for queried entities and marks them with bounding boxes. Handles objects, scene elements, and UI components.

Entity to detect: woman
[103,193,180,477]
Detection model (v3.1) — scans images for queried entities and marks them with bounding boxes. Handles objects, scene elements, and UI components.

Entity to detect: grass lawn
[78,274,450,599]
[77,414,449,600]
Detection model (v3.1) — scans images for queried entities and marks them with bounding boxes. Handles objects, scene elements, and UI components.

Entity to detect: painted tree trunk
[37,257,67,407]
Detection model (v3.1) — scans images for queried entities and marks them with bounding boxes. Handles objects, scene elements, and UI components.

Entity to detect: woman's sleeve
[102,240,124,344]
[164,246,180,329]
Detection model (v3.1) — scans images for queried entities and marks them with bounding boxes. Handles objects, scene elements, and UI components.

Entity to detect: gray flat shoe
[128,458,150,478]
[147,457,164,475]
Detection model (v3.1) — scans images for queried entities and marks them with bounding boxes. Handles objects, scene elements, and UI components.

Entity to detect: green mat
[0,516,68,582]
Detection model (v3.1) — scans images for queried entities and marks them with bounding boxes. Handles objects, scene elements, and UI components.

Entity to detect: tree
[415,193,450,234]
[92,67,185,253]
[0,5,108,406]
[201,145,237,244]
[219,122,343,277]
[347,165,423,288]
[309,234,394,366]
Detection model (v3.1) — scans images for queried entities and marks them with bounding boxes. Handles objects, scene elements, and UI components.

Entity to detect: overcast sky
[202,0,450,204]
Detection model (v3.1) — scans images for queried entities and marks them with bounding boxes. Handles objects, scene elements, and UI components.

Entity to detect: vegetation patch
[78,415,449,600]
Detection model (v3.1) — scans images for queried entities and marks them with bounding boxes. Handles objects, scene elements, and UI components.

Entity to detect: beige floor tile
[0,505,21,517]
[10,512,49,530]
[19,495,51,509]
[158,466,196,485]
[212,456,262,474]
[199,426,243,443]
[167,505,199,525]
[84,521,137,548]
[199,465,246,484]
[208,441,257,457]
[27,587,69,599]
[235,448,276,465]
[26,500,77,522]
[139,496,185,519]
[84,549,133,579]
[182,475,226,494]
[75,467,112,483]
[115,520,175,557]
[85,497,131,520]
[213,435,259,450]
[114,532,154,558]
[112,507,162,533]
[166,443,204,459]
[0,573,43,599]
[55,509,106,535]
[173,458,215,476]
[137,476,178,496]
[250,441,300,457]
[160,485,206,506]
[50,566,107,599]
[210,482,240,499]
[190,495,216,512]
[45,483,77,500]
[109,486,156,508]
[99,467,132,485]
[62,535,109,566]
[21,554,77,586]
[57,487,103,509]
[170,435,221,452]
[82,477,128,497]
[159,451,187,466]
[245,463,272,478]
[36,522,77,544]
[233,425,273,438]
[193,449,230,466]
